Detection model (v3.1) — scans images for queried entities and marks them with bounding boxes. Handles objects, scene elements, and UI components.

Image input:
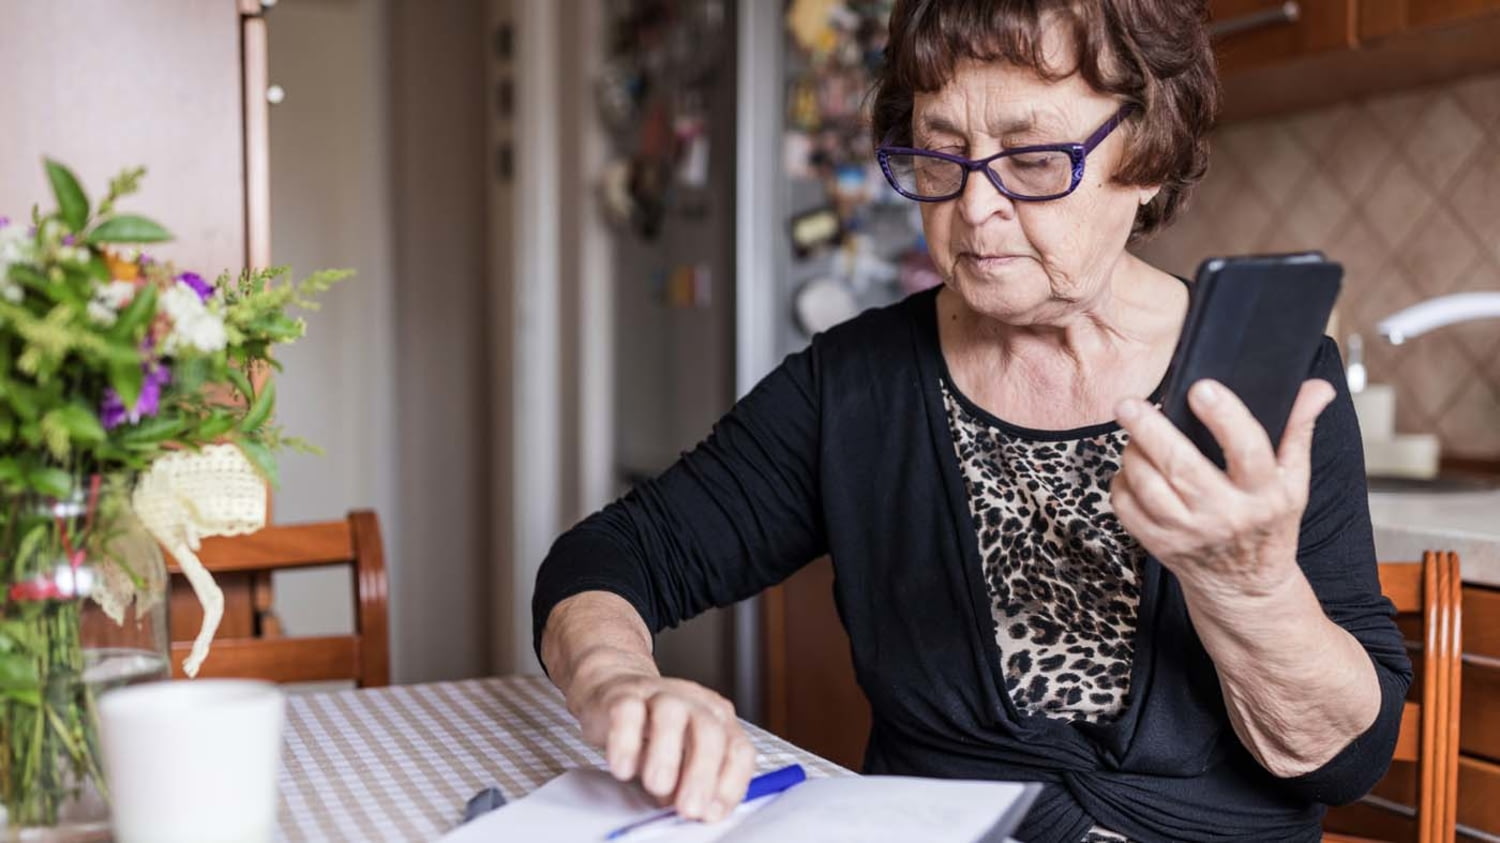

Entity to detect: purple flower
[0,217,10,229]
[177,272,213,302]
[62,234,76,246]
[100,363,172,430]
[139,253,155,268]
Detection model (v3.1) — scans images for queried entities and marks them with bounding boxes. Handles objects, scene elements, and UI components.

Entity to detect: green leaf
[54,403,105,443]
[44,159,89,231]
[108,359,145,410]
[226,367,255,401]
[238,379,275,433]
[238,439,279,488]
[88,215,171,244]
[15,522,48,567]
[111,283,157,338]
[119,415,183,445]
[0,686,40,707]
[197,411,237,440]
[25,467,72,499]
[0,652,38,689]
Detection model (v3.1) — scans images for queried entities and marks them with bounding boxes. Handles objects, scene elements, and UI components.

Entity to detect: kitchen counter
[1369,489,1500,587]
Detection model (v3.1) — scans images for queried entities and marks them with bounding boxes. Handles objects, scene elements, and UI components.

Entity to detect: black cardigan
[533,287,1411,842]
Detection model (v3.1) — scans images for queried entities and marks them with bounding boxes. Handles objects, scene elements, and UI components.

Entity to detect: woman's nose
[955,165,1015,227]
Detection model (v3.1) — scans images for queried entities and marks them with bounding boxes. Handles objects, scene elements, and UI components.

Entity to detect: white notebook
[439,768,1039,843]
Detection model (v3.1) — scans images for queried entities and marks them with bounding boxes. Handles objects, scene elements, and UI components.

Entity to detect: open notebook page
[439,769,1037,843]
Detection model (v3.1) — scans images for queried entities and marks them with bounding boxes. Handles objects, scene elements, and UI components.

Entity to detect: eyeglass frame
[875,104,1138,203]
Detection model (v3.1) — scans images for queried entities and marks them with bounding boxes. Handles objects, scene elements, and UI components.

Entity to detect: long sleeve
[1274,337,1413,805]
[532,343,828,663]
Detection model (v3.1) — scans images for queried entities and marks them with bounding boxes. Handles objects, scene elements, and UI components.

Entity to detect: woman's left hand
[1109,379,1336,598]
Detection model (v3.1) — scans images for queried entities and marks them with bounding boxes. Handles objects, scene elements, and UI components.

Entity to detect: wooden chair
[166,510,390,688]
[1325,551,1462,843]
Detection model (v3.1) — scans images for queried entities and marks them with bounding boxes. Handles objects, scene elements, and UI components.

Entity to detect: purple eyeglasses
[876,104,1137,203]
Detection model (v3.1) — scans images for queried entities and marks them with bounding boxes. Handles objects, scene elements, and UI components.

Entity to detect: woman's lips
[959,252,1025,269]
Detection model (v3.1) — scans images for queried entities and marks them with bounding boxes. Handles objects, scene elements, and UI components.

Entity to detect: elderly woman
[532,1,1410,840]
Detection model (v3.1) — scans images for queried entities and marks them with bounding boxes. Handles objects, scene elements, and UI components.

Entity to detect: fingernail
[1116,399,1141,421]
[683,795,704,817]
[1193,381,1220,405]
[708,800,729,821]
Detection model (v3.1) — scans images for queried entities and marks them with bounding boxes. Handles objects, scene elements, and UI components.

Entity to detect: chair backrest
[166,510,390,687]
[1324,551,1462,843]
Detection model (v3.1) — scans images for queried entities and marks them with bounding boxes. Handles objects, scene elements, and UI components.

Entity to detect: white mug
[98,679,285,843]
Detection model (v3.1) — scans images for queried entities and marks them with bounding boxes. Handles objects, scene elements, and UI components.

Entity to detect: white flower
[87,300,117,325]
[160,283,228,354]
[0,281,21,304]
[0,224,32,291]
[86,280,137,326]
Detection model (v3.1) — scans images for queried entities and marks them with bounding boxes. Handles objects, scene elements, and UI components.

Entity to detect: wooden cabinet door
[1361,0,1500,40]
[762,558,871,771]
[0,1,248,277]
[1209,0,1357,75]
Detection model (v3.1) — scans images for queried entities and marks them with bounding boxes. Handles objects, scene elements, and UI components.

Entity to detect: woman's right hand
[566,658,758,823]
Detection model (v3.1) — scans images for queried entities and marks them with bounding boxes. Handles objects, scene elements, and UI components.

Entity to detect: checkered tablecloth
[276,675,849,842]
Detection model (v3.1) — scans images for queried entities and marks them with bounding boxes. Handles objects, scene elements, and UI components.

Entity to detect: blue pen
[604,763,807,840]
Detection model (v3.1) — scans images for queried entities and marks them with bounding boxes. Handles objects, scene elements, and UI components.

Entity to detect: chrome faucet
[1376,292,1500,345]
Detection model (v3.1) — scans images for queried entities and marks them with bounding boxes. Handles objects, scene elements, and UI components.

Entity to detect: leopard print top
[942,380,1142,843]
[940,380,1145,726]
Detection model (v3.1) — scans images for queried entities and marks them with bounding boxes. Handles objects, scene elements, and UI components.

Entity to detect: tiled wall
[1133,71,1500,458]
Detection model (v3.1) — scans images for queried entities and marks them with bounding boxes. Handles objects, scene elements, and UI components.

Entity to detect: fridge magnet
[786,0,844,58]
[831,162,871,207]
[835,233,898,293]
[783,131,815,179]
[794,275,860,336]
[789,205,842,260]
[599,158,637,232]
[674,113,710,188]
[787,75,823,133]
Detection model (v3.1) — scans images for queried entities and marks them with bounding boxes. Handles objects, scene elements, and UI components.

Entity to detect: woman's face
[913,48,1156,327]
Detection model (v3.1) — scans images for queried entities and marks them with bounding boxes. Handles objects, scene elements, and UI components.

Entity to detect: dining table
[275,675,849,842]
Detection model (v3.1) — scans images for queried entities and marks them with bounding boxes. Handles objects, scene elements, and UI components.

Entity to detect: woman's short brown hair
[870,0,1219,240]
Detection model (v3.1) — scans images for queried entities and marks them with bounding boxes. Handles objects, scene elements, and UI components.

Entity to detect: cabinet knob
[1208,1,1300,40]
[266,84,286,105]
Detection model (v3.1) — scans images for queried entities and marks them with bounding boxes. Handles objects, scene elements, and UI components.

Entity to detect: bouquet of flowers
[0,159,346,830]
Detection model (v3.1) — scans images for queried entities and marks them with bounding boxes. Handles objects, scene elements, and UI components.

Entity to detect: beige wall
[270,0,492,684]
[389,0,494,682]
[1135,71,1500,458]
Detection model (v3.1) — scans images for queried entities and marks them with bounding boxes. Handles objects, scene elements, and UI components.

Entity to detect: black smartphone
[1159,252,1343,468]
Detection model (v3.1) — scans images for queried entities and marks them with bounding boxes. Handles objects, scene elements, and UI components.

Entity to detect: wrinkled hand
[1110,379,1336,597]
[567,667,756,823]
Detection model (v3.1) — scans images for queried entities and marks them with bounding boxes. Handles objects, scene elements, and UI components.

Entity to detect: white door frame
[492,0,615,676]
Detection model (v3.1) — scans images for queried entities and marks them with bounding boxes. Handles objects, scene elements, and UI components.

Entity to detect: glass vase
[0,476,170,841]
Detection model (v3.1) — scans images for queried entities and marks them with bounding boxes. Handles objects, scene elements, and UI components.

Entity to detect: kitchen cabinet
[1209,0,1357,76]
[1361,0,1500,39]
[762,559,870,770]
[1213,0,1500,121]
[0,0,269,274]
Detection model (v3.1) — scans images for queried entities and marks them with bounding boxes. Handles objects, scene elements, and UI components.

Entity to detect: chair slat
[1395,701,1421,762]
[165,522,356,573]
[170,636,360,683]
[1379,562,1422,614]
